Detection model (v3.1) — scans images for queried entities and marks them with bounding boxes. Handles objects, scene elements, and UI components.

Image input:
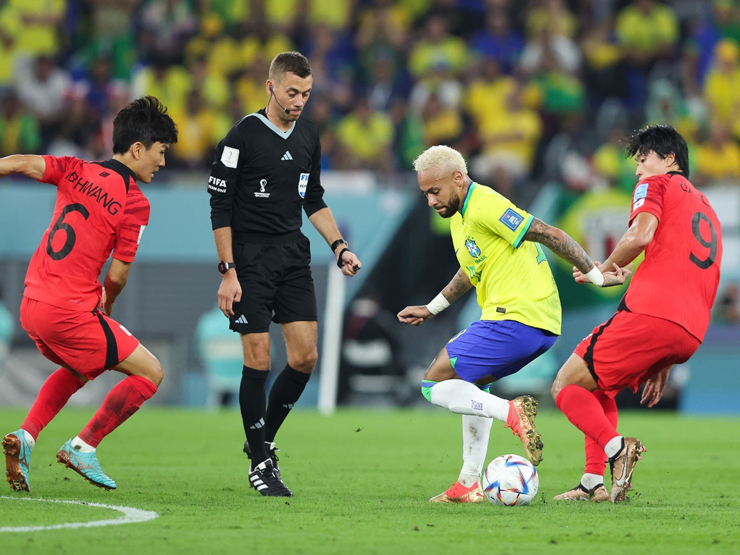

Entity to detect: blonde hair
[412,145,468,178]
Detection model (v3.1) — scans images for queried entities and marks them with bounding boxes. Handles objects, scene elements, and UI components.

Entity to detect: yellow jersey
[450,183,561,335]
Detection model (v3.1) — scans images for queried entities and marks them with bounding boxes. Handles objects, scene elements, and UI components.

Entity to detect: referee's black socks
[264,364,311,443]
[240,365,268,465]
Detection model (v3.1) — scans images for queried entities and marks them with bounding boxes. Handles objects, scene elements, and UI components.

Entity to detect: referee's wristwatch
[218,261,236,274]
[330,238,347,253]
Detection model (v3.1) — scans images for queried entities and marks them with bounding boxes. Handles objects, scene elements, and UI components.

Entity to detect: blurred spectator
[45,90,97,158]
[0,0,20,90]
[138,0,197,64]
[92,81,131,158]
[645,78,701,142]
[76,56,115,120]
[694,119,740,184]
[170,88,225,169]
[526,0,578,40]
[187,55,229,110]
[592,127,637,194]
[199,0,251,27]
[10,0,65,59]
[132,59,192,116]
[616,0,680,66]
[195,305,244,408]
[13,55,70,146]
[529,44,586,136]
[0,91,41,156]
[235,17,294,69]
[468,8,525,75]
[362,54,411,113]
[420,92,465,146]
[684,0,740,94]
[408,61,464,116]
[520,22,582,76]
[306,0,357,31]
[335,97,395,171]
[408,15,468,79]
[464,57,517,127]
[703,39,740,137]
[234,58,269,116]
[471,85,542,198]
[713,282,740,324]
[581,18,628,107]
[184,13,238,78]
[355,0,409,86]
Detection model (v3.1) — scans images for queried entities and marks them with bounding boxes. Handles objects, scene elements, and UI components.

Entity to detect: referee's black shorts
[230,231,318,334]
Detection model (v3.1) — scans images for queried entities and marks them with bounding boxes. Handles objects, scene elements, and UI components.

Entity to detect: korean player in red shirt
[551,124,722,503]
[2,96,178,492]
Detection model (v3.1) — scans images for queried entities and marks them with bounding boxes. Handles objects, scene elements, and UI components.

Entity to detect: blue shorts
[445,320,558,383]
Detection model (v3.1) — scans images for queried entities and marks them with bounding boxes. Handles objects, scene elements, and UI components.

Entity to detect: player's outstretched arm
[0,155,46,180]
[523,218,595,274]
[397,268,472,326]
[102,259,132,316]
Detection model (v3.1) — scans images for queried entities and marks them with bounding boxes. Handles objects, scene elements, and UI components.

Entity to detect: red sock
[556,385,619,451]
[79,376,157,447]
[21,368,85,440]
[584,390,619,476]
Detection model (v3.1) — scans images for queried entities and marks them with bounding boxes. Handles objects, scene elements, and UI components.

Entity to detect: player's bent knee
[148,358,164,387]
[292,350,318,373]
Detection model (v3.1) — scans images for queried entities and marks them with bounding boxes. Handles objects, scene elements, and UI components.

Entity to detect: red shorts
[20,297,140,380]
[574,310,700,398]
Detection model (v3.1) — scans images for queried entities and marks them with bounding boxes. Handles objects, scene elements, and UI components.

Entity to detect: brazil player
[552,124,723,503]
[2,97,178,492]
[398,145,630,503]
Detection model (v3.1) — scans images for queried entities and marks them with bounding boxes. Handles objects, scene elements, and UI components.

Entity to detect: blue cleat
[3,430,32,492]
[56,440,117,490]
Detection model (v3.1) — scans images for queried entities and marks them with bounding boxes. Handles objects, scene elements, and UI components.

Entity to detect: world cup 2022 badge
[298,173,309,199]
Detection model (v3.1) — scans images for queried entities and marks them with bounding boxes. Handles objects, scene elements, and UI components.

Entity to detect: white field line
[0,495,158,532]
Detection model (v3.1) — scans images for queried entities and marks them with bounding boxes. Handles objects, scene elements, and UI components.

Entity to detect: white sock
[21,430,35,450]
[581,473,604,490]
[71,436,96,453]
[604,436,623,459]
[458,415,493,487]
[430,380,510,422]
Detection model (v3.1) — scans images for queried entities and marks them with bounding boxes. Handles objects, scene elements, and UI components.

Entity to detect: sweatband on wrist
[585,267,605,287]
[426,293,450,315]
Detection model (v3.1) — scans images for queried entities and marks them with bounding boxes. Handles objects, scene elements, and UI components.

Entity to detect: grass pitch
[1,407,739,554]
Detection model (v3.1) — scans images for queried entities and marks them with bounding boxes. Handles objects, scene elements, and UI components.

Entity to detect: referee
[208,51,361,497]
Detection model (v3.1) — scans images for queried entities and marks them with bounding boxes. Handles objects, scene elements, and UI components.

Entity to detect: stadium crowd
[0,0,738,199]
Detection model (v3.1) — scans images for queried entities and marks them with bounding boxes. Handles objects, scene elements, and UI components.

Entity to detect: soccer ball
[482,454,539,506]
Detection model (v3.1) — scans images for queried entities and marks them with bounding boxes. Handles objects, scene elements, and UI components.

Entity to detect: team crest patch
[633,183,648,202]
[298,173,309,198]
[465,238,481,258]
[500,208,524,231]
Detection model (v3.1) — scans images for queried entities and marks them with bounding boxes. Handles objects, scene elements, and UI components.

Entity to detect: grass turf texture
[1,408,739,554]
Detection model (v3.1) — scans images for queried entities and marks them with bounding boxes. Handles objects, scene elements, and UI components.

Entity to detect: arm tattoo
[524,218,594,274]
[442,268,473,303]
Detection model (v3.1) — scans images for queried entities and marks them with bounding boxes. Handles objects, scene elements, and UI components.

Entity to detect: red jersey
[24,156,150,312]
[623,172,722,341]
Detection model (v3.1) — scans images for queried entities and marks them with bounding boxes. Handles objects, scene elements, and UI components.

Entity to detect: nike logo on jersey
[281,151,293,161]
[235,315,248,324]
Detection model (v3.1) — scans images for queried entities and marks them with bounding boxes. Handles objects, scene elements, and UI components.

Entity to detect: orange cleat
[429,481,485,503]
[504,396,544,466]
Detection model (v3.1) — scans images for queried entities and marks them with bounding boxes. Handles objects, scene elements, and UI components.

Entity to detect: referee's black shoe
[243,440,282,479]
[249,458,293,497]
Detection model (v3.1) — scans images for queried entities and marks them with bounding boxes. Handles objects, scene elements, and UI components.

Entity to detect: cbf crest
[298,173,309,199]
[465,238,481,258]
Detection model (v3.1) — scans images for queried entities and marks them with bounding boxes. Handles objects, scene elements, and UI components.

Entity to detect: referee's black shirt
[208,109,327,239]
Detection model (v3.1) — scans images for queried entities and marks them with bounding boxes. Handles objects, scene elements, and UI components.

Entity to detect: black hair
[112,96,178,155]
[268,51,312,80]
[624,124,689,178]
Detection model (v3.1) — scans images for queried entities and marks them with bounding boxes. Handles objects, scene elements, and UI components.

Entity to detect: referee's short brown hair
[269,51,312,81]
